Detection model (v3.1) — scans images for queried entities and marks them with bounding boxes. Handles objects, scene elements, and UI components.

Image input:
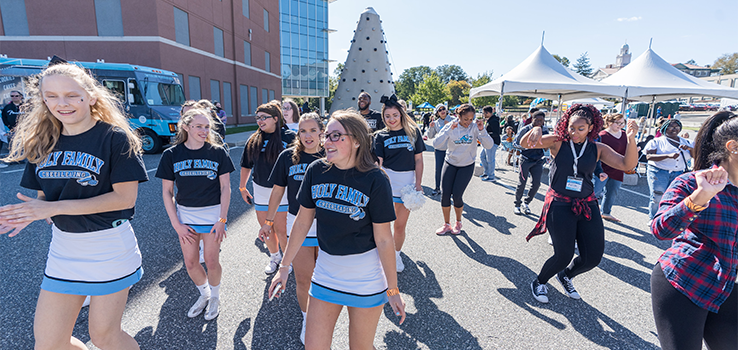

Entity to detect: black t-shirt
[361,109,384,131]
[550,141,598,198]
[297,160,396,255]
[2,103,22,130]
[240,128,296,187]
[373,128,425,172]
[20,122,148,232]
[485,115,501,145]
[269,147,324,215]
[155,143,235,207]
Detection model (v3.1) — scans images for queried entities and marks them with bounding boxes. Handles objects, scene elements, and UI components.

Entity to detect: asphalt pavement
[0,140,679,349]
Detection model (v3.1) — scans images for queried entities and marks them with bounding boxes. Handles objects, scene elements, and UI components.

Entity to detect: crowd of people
[0,61,735,350]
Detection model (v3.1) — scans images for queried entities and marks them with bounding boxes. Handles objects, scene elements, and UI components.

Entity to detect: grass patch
[226,124,258,135]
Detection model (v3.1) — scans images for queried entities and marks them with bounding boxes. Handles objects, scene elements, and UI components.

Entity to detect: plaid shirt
[652,170,738,312]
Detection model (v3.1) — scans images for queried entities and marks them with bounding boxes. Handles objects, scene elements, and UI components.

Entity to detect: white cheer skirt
[41,221,142,295]
[382,167,415,204]
[252,183,288,212]
[309,248,388,308]
[286,212,318,247]
[177,204,226,233]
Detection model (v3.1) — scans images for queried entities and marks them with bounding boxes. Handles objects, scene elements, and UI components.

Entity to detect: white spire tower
[330,7,394,114]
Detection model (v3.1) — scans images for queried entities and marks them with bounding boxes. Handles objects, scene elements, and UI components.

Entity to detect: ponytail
[693,111,738,170]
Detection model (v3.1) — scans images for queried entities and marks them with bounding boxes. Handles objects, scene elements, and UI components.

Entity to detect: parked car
[706,103,720,111]
[678,103,693,111]
[692,103,708,111]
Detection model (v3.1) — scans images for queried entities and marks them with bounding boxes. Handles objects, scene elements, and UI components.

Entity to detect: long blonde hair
[328,110,376,173]
[5,63,142,164]
[175,108,224,147]
[291,112,324,164]
[381,104,418,145]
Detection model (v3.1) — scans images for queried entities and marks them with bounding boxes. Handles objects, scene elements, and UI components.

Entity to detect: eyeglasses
[613,121,625,125]
[282,105,292,111]
[10,95,20,97]
[255,115,274,122]
[319,132,353,142]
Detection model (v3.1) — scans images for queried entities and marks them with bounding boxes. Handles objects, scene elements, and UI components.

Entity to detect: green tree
[685,59,697,65]
[713,53,738,74]
[411,72,449,106]
[435,64,468,84]
[447,80,471,106]
[553,54,570,68]
[573,52,593,76]
[395,66,433,101]
[469,71,499,108]
[326,63,344,111]
[501,95,519,108]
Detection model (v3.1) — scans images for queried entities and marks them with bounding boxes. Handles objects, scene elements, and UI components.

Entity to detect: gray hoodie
[432,121,494,167]
[425,115,457,151]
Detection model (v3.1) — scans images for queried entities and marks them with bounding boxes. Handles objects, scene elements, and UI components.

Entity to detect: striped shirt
[652,169,738,312]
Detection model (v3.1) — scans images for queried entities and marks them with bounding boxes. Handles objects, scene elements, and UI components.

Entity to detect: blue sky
[327,0,738,79]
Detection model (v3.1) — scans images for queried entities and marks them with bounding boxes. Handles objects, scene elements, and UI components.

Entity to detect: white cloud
[617,16,642,22]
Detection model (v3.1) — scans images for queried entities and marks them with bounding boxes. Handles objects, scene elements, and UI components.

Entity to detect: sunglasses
[319,132,353,142]
[10,95,21,97]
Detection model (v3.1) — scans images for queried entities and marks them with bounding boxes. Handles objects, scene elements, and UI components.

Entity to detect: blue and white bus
[0,57,185,153]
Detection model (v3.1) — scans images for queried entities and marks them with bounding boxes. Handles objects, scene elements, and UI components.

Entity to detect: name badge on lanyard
[565,139,588,192]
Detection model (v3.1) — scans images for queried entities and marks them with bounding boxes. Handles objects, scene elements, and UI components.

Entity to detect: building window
[94,0,124,36]
[173,7,190,46]
[240,84,249,115]
[250,86,258,115]
[244,41,251,66]
[262,88,268,104]
[0,0,30,35]
[223,82,232,116]
[263,9,269,32]
[269,90,275,102]
[188,76,201,100]
[242,0,249,18]
[265,51,271,72]
[211,80,220,102]
[213,27,224,57]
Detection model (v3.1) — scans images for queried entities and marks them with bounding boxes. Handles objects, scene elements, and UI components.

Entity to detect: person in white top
[282,99,301,132]
[643,119,694,220]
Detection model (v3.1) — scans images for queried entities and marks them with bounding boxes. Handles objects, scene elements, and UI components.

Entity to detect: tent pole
[646,96,656,137]
[556,94,562,126]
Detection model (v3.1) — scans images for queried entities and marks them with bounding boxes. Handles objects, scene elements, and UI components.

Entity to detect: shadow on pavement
[382,257,482,350]
[461,203,515,235]
[250,273,302,349]
[452,234,657,349]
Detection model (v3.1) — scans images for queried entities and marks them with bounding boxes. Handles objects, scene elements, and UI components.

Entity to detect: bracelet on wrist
[685,196,707,212]
[218,217,227,224]
[278,264,290,270]
[265,219,274,226]
[386,287,400,297]
[239,187,247,192]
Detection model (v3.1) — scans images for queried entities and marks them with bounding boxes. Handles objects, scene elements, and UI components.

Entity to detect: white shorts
[41,221,142,295]
[310,248,388,308]
[286,212,318,247]
[252,183,288,212]
[177,204,226,233]
[383,167,415,203]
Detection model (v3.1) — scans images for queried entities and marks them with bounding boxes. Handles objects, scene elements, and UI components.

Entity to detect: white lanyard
[569,139,588,177]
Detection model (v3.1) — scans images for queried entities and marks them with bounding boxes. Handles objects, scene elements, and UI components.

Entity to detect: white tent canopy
[602,48,738,102]
[554,97,615,108]
[469,45,627,101]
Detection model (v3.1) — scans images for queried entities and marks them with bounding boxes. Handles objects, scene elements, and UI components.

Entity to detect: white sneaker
[264,255,281,274]
[396,252,405,273]
[521,203,531,214]
[556,271,581,300]
[187,295,209,318]
[300,315,307,344]
[204,297,220,320]
[82,295,91,308]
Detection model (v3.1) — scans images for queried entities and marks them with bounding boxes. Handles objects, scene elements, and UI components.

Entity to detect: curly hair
[554,104,603,142]
[693,111,738,170]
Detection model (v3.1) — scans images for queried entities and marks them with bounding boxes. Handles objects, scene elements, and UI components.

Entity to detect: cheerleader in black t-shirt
[240,101,296,274]
[259,112,324,344]
[0,62,147,349]
[372,94,425,273]
[156,108,235,321]
[269,111,406,349]
[520,104,638,304]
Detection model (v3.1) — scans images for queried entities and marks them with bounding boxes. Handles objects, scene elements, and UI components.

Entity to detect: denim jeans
[594,177,623,215]
[479,143,498,178]
[647,165,684,219]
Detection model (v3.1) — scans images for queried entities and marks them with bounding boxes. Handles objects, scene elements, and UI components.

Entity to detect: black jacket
[485,114,501,145]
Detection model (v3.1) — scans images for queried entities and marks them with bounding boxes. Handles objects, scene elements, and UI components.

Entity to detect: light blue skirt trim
[309,281,388,308]
[41,267,143,296]
[302,237,319,247]
[188,224,228,234]
[392,196,403,204]
[255,204,288,212]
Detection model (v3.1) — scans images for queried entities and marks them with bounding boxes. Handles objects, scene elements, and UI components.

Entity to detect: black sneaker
[556,270,581,300]
[531,279,549,303]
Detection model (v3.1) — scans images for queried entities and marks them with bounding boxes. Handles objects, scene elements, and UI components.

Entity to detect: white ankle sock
[209,284,220,299]
[302,310,307,321]
[270,251,282,261]
[197,282,211,297]
[395,250,401,258]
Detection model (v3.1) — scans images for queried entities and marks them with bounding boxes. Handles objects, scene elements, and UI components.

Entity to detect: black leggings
[651,264,738,350]
[537,202,604,284]
[434,150,446,190]
[515,159,544,207]
[440,162,474,208]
